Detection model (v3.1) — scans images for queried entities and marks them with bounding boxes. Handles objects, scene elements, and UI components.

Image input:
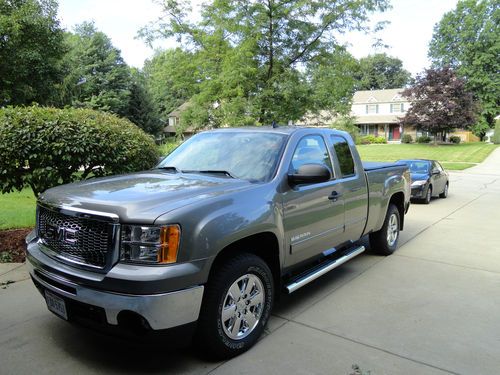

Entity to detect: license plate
[45,290,68,320]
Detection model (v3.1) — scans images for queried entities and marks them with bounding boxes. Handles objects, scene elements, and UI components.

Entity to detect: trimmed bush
[401,134,413,144]
[417,135,432,144]
[492,120,500,144]
[359,135,387,144]
[0,106,159,196]
[449,135,461,144]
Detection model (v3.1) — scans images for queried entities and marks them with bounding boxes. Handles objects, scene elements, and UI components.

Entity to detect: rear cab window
[330,135,356,178]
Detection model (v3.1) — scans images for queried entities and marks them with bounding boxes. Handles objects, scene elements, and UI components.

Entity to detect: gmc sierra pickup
[26,127,410,358]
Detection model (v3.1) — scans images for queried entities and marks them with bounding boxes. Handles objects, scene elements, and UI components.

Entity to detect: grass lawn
[0,188,36,230]
[357,143,498,170]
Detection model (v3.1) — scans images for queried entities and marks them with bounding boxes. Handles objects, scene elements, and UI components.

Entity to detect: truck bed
[363,161,407,171]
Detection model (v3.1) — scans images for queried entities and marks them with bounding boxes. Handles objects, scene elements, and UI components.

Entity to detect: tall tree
[429,0,499,137]
[0,0,66,106]
[127,68,162,135]
[60,22,131,117]
[143,48,200,120]
[355,53,412,90]
[141,0,390,129]
[400,66,478,143]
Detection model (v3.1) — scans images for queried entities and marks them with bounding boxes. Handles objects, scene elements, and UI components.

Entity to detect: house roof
[354,114,403,124]
[353,88,407,104]
[168,101,191,118]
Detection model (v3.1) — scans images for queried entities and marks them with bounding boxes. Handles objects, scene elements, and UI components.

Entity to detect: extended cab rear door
[327,135,368,243]
[282,133,345,267]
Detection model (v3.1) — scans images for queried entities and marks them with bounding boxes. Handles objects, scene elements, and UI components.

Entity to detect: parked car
[26,127,411,359]
[397,159,449,204]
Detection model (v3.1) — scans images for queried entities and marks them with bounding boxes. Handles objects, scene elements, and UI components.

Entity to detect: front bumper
[26,237,204,331]
[411,185,427,199]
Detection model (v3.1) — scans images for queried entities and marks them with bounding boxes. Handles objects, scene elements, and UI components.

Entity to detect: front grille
[37,206,113,268]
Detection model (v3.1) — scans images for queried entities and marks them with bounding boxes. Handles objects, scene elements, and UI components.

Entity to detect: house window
[366,104,378,114]
[390,103,404,113]
[358,125,377,136]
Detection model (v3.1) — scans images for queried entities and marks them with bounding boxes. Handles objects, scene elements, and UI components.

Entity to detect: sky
[57,0,459,76]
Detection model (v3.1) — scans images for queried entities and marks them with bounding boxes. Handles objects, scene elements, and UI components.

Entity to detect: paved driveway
[1,149,500,375]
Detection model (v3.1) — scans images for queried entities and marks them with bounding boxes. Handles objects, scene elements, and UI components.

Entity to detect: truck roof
[205,126,340,135]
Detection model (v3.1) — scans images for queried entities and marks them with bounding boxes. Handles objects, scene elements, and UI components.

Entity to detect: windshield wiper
[184,170,236,178]
[156,166,181,173]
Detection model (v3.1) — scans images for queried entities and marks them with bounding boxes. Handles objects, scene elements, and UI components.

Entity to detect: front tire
[195,253,274,359]
[369,204,400,255]
[423,185,432,204]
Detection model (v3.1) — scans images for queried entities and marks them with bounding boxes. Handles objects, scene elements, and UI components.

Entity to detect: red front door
[392,125,401,140]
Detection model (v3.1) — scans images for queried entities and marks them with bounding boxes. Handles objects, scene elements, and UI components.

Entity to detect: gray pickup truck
[26,127,410,358]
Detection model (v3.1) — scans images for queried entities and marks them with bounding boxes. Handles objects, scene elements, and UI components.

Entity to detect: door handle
[328,191,342,201]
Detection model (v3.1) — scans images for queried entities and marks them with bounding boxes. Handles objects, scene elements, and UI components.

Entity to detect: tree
[308,48,360,116]
[0,0,66,106]
[400,66,478,143]
[143,48,200,120]
[126,68,162,135]
[140,0,390,129]
[59,22,131,117]
[355,53,413,90]
[429,0,499,137]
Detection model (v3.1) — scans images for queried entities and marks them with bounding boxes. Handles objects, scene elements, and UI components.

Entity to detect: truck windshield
[157,132,287,182]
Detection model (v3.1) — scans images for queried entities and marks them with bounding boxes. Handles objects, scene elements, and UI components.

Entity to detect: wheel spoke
[243,277,254,296]
[244,311,258,328]
[228,283,242,301]
[232,316,243,334]
[222,304,237,322]
[248,290,263,308]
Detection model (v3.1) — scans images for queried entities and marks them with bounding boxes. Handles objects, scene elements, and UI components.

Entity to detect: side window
[331,136,355,177]
[436,162,444,172]
[290,135,333,177]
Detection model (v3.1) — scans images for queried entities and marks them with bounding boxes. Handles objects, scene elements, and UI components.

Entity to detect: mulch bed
[0,228,32,263]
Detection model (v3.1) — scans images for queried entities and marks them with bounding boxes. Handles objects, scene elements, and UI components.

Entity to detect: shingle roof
[354,114,404,124]
[353,88,407,104]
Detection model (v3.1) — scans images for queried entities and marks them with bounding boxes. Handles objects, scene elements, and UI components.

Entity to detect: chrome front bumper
[26,240,204,330]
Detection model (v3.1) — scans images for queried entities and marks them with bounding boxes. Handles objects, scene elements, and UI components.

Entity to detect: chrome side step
[285,246,365,293]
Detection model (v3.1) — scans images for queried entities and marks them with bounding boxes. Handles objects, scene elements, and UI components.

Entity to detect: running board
[285,246,365,293]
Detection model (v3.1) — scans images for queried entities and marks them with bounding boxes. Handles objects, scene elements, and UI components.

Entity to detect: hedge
[0,106,159,196]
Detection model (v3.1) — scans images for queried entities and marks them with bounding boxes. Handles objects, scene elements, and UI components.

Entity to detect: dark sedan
[397,159,449,204]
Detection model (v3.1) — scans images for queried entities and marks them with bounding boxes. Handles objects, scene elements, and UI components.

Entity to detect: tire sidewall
[385,206,400,252]
[215,263,273,351]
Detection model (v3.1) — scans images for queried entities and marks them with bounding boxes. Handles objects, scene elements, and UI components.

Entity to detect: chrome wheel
[221,273,265,340]
[386,213,399,247]
[443,184,448,197]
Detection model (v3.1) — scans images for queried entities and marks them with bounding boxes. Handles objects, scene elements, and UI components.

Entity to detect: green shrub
[358,135,387,144]
[492,120,500,144]
[402,134,413,143]
[449,135,461,144]
[417,135,432,144]
[0,106,159,196]
[159,137,182,156]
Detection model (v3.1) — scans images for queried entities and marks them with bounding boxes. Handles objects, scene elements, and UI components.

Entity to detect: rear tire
[439,183,448,198]
[195,253,274,359]
[369,204,400,255]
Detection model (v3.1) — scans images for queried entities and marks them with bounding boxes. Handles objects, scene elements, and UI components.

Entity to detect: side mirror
[288,163,331,185]
[431,169,440,175]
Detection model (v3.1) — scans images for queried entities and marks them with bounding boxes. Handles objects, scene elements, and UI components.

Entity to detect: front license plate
[45,290,68,320]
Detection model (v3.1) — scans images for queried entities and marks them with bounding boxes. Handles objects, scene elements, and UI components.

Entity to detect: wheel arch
[388,192,405,230]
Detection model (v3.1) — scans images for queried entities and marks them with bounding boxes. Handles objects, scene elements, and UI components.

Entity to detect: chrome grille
[37,206,113,268]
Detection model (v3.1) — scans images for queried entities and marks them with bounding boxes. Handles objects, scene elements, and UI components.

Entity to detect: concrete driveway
[1,149,499,375]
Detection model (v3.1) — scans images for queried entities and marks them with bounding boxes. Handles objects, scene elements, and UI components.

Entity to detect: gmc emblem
[45,224,78,244]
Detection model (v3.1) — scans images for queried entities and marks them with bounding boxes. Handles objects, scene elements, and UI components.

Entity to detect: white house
[351,88,414,142]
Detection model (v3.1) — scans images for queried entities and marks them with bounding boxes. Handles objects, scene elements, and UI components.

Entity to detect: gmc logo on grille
[44,224,78,245]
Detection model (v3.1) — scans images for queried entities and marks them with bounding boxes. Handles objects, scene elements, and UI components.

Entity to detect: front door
[392,125,401,140]
[282,134,345,267]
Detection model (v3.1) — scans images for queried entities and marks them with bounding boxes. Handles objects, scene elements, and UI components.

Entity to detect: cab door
[282,134,346,267]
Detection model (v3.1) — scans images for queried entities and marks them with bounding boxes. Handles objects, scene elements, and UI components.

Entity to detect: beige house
[164,102,194,136]
[351,88,418,142]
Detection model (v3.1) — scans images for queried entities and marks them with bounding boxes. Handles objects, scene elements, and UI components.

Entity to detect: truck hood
[38,171,253,223]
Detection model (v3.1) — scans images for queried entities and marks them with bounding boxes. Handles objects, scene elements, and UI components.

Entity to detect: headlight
[411,180,427,187]
[120,224,180,264]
